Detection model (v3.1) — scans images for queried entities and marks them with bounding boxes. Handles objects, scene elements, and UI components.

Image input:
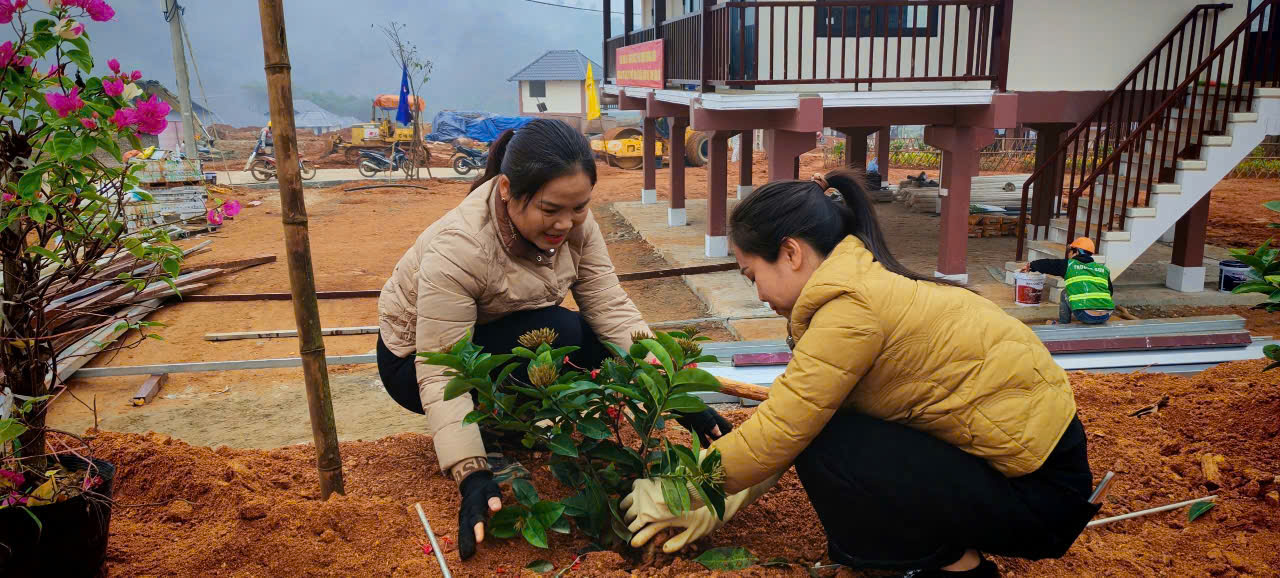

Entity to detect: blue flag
[396,65,412,125]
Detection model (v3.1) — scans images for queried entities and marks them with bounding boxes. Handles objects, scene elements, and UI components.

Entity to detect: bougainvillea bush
[423,327,728,551]
[0,0,182,517]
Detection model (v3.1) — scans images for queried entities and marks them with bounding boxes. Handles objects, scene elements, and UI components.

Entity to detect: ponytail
[729,168,959,287]
[468,119,596,199]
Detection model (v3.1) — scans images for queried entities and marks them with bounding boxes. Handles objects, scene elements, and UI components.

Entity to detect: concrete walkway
[612,198,1265,336]
[209,167,477,189]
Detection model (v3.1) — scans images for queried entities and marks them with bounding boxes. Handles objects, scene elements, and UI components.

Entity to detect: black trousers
[377,306,610,414]
[793,413,1098,570]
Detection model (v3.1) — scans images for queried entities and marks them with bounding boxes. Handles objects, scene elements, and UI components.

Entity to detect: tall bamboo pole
[257,0,345,498]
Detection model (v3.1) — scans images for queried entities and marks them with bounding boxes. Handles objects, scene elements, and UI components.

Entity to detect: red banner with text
[615,40,664,89]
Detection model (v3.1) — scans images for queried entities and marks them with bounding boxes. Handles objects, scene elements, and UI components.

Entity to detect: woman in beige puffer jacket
[377,119,730,560]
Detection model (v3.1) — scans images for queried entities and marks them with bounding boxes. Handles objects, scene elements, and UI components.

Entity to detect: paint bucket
[1014,272,1046,306]
[1219,260,1254,292]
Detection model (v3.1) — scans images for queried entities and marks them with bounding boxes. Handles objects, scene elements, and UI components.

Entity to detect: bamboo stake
[257,0,344,498]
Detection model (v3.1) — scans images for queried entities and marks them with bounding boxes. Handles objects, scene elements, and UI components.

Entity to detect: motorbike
[248,154,317,182]
[358,143,415,177]
[450,141,488,175]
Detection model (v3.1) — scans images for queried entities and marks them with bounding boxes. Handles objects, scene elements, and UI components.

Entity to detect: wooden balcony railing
[603,0,1012,91]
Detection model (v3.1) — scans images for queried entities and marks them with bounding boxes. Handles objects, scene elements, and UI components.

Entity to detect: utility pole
[163,0,198,160]
[257,0,346,498]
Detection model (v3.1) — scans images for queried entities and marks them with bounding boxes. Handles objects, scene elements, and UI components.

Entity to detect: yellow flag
[585,63,601,121]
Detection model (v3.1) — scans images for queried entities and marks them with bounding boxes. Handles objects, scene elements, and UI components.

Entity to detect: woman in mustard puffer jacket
[623,169,1100,577]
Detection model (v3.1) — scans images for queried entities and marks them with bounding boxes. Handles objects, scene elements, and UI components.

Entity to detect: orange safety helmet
[1069,237,1096,255]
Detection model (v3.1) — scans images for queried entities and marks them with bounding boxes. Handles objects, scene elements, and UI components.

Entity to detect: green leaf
[531,500,565,529]
[26,203,51,224]
[660,477,692,516]
[655,331,685,367]
[492,361,520,386]
[549,433,578,458]
[671,367,722,389]
[489,506,523,539]
[640,338,676,378]
[1231,281,1274,295]
[1188,500,1216,522]
[25,245,65,266]
[761,557,792,568]
[16,167,45,196]
[1264,200,1280,213]
[664,393,708,413]
[474,353,516,377]
[441,376,477,401]
[0,419,28,445]
[512,478,540,507]
[522,516,550,548]
[1263,360,1280,372]
[161,257,181,278]
[694,546,758,570]
[418,352,464,372]
[66,48,93,73]
[525,559,555,573]
[560,493,593,518]
[462,410,488,425]
[576,417,611,440]
[549,516,571,534]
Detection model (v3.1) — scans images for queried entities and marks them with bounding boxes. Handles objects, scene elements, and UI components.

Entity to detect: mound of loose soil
[92,359,1279,576]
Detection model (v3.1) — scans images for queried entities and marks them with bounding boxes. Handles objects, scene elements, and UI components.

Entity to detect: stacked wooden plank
[902,174,1034,214]
[45,242,276,383]
[967,214,1020,238]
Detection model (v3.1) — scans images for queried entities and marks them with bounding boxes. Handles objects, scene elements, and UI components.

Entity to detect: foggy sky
[6,0,637,123]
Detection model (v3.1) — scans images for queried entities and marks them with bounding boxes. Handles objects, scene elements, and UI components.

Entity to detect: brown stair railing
[1033,0,1279,259]
[1015,3,1234,260]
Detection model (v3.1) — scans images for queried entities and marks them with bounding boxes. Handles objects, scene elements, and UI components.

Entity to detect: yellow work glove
[621,472,783,553]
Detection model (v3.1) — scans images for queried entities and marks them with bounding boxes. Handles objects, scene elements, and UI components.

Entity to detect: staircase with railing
[1015,0,1280,291]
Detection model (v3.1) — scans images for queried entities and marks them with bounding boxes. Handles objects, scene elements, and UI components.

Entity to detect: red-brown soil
[87,359,1280,576]
[1205,178,1280,250]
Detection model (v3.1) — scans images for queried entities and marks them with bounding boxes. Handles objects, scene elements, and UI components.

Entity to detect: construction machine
[329,94,427,164]
[590,118,709,170]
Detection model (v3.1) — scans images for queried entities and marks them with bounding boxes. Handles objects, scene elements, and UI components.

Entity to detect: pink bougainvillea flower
[13,0,25,8]
[45,63,63,78]
[0,493,28,507]
[107,57,120,74]
[223,199,241,217]
[101,76,123,97]
[206,209,223,226]
[16,55,31,68]
[130,69,142,81]
[108,106,136,128]
[0,1,16,25]
[0,469,22,487]
[55,18,84,39]
[79,116,97,130]
[84,0,112,21]
[2,193,15,202]
[44,86,85,117]
[0,40,14,67]
[132,94,170,135]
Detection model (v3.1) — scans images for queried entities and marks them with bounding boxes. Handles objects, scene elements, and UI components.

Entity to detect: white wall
[1006,0,1245,91]
[520,80,583,115]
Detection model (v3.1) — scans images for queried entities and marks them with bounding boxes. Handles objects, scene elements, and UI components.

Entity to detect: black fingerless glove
[457,471,502,560]
[676,407,733,446]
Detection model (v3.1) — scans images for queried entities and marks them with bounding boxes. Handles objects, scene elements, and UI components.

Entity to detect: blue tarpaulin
[426,111,537,143]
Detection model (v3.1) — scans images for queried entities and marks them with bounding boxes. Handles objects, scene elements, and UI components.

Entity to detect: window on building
[815,3,938,38]
[528,80,546,98]
[685,0,700,15]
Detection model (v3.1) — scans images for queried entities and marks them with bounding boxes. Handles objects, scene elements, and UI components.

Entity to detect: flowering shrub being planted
[422,327,728,550]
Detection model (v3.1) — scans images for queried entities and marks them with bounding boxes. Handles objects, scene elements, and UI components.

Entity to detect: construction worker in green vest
[1022,237,1114,325]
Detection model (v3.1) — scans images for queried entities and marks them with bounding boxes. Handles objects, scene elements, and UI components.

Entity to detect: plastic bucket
[1219,260,1253,292]
[1014,272,1046,306]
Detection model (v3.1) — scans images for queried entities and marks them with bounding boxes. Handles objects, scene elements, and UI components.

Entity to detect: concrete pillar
[763,129,817,182]
[669,116,688,226]
[1167,192,1210,292]
[876,126,890,176]
[839,127,876,170]
[737,129,753,199]
[1027,123,1073,227]
[642,116,657,204]
[925,125,994,283]
[707,131,731,257]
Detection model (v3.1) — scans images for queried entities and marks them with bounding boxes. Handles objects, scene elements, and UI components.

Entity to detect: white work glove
[621,472,783,553]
